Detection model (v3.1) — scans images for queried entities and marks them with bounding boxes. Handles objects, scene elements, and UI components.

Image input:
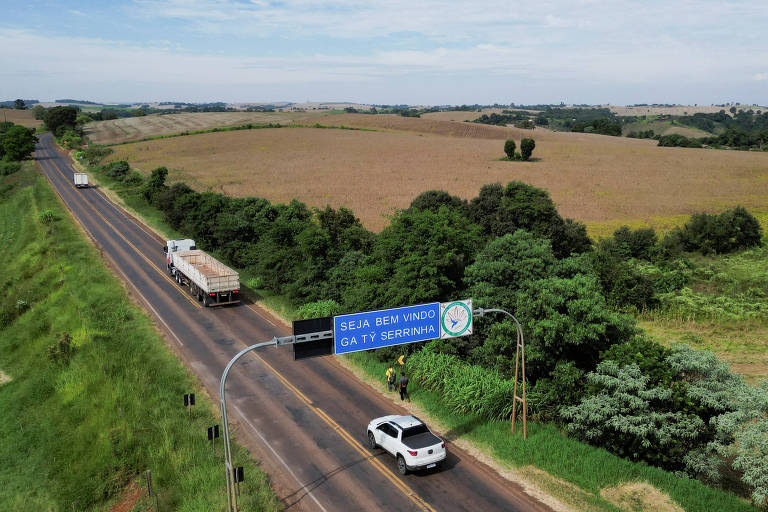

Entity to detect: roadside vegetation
[74,140,768,509]
[0,166,280,511]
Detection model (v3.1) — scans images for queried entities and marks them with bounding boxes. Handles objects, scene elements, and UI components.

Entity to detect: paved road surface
[34,133,552,512]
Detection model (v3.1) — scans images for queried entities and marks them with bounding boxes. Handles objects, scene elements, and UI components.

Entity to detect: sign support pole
[219,330,333,512]
[474,308,527,439]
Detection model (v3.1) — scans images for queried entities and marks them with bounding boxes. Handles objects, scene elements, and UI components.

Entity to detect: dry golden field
[84,111,324,145]
[1,108,43,129]
[104,115,768,234]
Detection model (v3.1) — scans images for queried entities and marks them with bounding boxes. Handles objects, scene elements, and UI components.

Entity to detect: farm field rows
[84,111,324,145]
[103,113,768,234]
[1,108,42,128]
[608,105,762,116]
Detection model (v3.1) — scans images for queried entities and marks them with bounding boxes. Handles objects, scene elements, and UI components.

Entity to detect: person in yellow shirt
[386,365,396,392]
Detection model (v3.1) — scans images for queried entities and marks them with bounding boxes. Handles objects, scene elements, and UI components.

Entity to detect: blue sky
[2,0,767,105]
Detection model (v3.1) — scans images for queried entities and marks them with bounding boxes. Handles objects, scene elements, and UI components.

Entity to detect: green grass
[347,351,757,512]
[0,165,281,511]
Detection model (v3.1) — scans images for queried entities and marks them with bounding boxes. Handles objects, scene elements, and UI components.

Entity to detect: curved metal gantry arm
[219,339,279,512]
[473,308,527,439]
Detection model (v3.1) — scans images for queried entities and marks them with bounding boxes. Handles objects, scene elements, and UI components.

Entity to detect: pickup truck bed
[403,432,442,450]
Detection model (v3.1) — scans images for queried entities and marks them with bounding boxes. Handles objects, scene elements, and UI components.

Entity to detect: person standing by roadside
[399,372,410,402]
[386,365,396,392]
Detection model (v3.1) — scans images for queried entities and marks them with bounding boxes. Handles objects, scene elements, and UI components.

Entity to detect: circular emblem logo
[441,301,472,336]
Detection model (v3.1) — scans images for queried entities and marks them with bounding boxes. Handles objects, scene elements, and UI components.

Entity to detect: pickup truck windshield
[402,425,429,439]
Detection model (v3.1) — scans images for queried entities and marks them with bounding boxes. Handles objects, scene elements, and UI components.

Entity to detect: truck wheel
[203,295,209,307]
[367,431,377,450]
[397,455,408,475]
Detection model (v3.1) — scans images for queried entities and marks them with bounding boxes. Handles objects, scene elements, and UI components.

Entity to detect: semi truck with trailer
[164,239,240,306]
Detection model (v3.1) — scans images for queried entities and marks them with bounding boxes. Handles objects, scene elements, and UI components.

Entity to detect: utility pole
[473,308,527,439]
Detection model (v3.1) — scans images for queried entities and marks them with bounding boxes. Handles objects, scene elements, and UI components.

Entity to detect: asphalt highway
[35,133,553,512]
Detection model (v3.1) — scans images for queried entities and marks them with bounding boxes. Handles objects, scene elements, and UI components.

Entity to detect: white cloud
[4,0,768,103]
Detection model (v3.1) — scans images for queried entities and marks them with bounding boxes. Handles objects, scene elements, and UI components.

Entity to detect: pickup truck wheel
[397,455,408,475]
[367,431,377,450]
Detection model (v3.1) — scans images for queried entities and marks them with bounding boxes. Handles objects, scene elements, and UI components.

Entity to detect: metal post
[220,339,279,512]
[474,308,527,439]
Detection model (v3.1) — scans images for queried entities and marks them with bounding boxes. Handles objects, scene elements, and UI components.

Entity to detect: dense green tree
[612,226,658,260]
[44,106,78,136]
[465,230,555,312]
[528,361,585,420]
[467,181,591,258]
[504,139,516,159]
[13,99,26,109]
[32,104,46,120]
[143,166,168,203]
[520,138,535,160]
[0,125,37,160]
[343,206,482,312]
[516,272,635,380]
[665,207,762,255]
[409,190,467,213]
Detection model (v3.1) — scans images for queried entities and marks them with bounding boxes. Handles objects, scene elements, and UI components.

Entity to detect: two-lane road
[35,133,552,512]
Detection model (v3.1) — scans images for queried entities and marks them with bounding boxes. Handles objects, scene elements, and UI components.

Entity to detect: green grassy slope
[0,164,280,511]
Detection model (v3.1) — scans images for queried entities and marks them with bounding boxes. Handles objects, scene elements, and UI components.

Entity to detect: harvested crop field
[105,118,768,233]
[1,109,42,129]
[609,105,750,117]
[84,111,324,145]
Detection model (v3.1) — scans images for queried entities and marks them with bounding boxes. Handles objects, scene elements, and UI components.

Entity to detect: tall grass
[408,349,516,421]
[0,166,280,511]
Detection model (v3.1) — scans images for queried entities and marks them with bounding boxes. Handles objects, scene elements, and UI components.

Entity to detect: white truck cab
[164,239,197,267]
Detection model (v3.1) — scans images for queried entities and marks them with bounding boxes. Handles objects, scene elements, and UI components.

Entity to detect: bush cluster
[503,138,536,160]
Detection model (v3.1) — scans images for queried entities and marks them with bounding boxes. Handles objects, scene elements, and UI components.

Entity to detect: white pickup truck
[367,415,447,475]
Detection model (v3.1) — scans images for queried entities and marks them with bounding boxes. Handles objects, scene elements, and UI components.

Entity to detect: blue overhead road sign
[333,302,440,355]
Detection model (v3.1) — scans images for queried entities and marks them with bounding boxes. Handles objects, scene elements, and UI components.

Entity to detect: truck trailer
[74,173,89,188]
[164,239,240,306]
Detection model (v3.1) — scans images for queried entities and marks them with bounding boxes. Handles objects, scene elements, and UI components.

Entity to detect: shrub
[612,226,658,260]
[665,207,762,255]
[503,139,516,159]
[520,138,535,160]
[0,161,21,176]
[658,134,702,148]
[38,209,56,224]
[104,160,131,180]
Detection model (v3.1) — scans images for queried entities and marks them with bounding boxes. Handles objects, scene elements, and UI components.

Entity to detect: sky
[2,0,767,105]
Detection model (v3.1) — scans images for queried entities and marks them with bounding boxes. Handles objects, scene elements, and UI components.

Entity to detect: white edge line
[232,404,329,512]
[246,304,277,326]
[41,152,185,348]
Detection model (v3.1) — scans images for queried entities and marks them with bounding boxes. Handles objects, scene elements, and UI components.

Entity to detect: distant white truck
[74,173,89,188]
[164,239,240,307]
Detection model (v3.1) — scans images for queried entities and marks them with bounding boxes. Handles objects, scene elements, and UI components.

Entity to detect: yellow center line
[38,148,202,309]
[250,352,438,512]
